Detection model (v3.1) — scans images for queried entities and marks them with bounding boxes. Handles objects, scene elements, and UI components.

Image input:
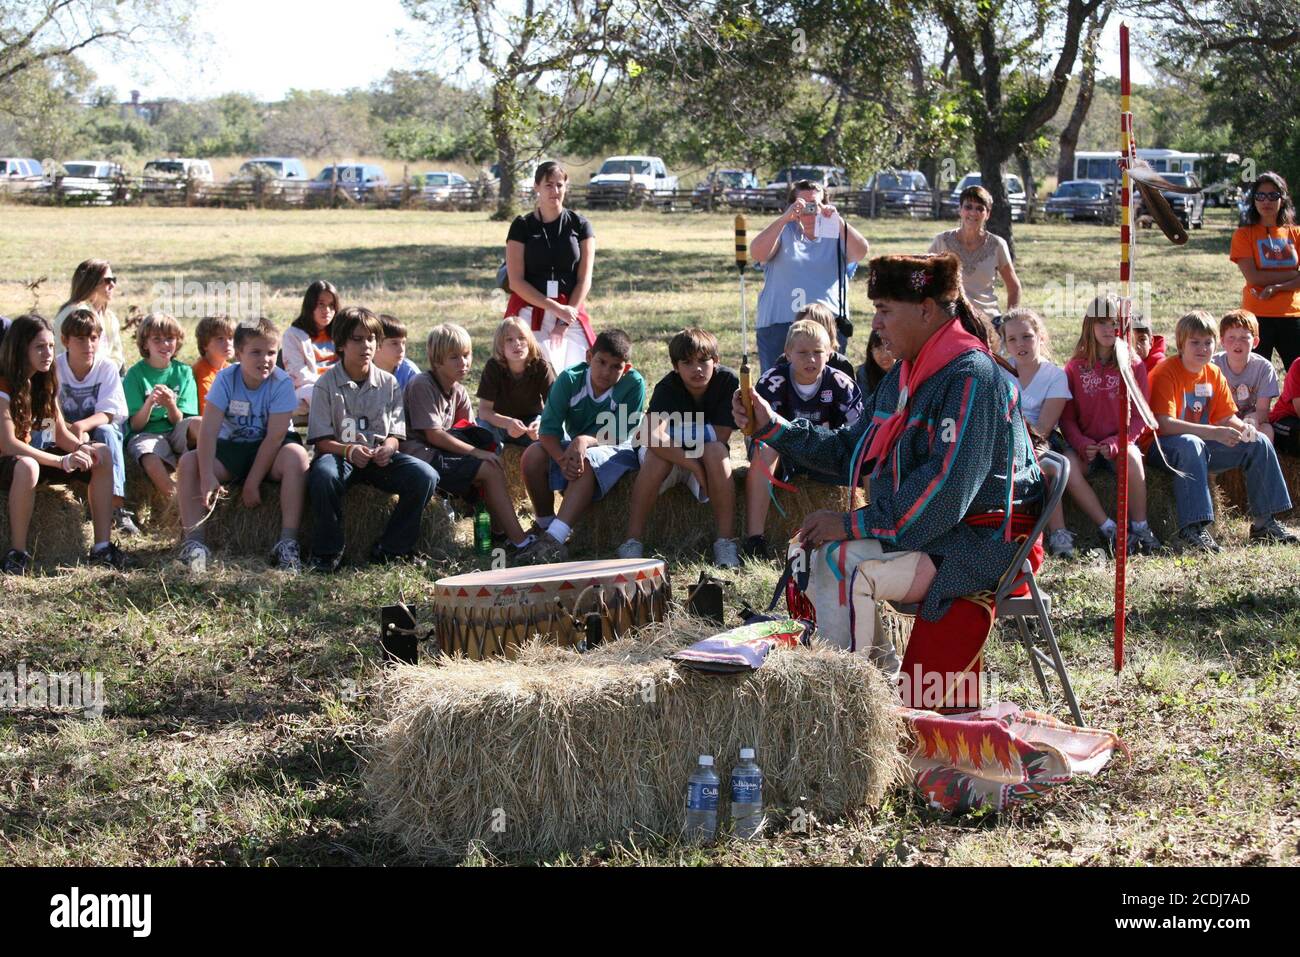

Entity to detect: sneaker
[741,534,772,560]
[113,507,141,537]
[517,534,569,566]
[270,539,302,572]
[506,533,537,557]
[1046,528,1075,559]
[309,552,343,574]
[712,537,740,569]
[1,548,32,575]
[177,539,213,573]
[87,541,132,570]
[1249,518,1300,545]
[616,538,644,559]
[1128,524,1162,555]
[1178,523,1221,554]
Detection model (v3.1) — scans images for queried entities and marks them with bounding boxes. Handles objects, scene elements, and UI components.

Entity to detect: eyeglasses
[102,275,118,285]
[1256,191,1283,201]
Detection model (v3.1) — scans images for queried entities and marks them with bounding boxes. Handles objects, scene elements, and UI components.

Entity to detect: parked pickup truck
[586,155,678,208]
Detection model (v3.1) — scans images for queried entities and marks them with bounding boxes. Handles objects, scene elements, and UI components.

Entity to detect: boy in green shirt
[123,312,200,499]
[518,329,645,563]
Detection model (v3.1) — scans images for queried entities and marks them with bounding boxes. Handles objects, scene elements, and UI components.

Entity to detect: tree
[0,0,195,89]
[930,0,1108,256]
[1056,0,1113,186]
[1148,0,1300,53]
[262,90,375,158]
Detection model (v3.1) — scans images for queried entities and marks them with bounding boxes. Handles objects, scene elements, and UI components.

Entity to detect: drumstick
[735,214,754,435]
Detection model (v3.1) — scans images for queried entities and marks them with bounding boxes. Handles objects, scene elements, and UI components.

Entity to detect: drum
[431,559,671,659]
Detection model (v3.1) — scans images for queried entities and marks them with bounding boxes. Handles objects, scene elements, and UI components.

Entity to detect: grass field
[0,205,1297,866]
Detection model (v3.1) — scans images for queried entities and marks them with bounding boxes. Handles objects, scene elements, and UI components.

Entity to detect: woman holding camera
[749,179,869,372]
[928,184,1021,325]
[504,160,596,376]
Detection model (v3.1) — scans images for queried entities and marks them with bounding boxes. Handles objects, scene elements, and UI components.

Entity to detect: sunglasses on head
[1256,190,1283,201]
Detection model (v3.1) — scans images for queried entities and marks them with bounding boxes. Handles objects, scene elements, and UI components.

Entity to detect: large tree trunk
[491,80,520,221]
[1016,144,1037,224]
[979,140,1015,259]
[1056,4,1111,185]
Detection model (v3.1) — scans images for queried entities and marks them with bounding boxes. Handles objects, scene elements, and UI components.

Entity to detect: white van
[143,158,215,193]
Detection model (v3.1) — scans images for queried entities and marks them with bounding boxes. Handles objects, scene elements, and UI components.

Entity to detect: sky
[80,2,1152,103]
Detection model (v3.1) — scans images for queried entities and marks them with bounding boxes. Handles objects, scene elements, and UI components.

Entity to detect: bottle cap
[740,748,755,759]
[698,755,714,766]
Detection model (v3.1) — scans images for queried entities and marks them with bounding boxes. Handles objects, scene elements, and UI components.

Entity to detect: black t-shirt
[475,356,555,421]
[506,209,595,297]
[648,365,740,433]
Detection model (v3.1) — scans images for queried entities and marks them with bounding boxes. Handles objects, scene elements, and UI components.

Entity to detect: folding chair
[888,449,1084,725]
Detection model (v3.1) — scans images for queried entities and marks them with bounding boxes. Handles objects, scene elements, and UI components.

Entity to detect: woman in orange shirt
[1230,172,1300,370]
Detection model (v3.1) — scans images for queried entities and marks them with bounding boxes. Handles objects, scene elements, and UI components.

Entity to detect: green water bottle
[474,505,492,556]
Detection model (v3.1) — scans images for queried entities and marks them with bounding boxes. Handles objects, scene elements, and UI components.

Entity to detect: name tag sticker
[1194,383,1213,397]
[546,280,560,299]
[228,400,251,416]
[1237,383,1250,402]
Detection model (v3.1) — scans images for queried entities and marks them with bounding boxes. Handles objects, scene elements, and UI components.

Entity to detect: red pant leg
[899,594,995,712]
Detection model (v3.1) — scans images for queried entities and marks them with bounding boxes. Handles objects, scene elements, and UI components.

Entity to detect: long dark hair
[57,258,112,317]
[861,330,892,394]
[292,280,341,337]
[1242,172,1296,226]
[0,314,59,442]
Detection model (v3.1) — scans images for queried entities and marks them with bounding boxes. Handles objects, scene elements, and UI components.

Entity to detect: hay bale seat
[1061,462,1229,543]
[1213,452,1300,517]
[0,481,92,565]
[366,619,902,862]
[198,481,465,564]
[124,456,178,531]
[564,464,866,555]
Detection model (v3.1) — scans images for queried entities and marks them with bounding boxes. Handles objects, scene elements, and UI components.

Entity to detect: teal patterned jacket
[754,349,1043,621]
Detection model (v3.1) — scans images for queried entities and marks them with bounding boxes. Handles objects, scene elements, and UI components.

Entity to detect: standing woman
[504,161,596,376]
[928,185,1021,324]
[1230,172,1300,371]
[749,179,869,372]
[55,259,126,373]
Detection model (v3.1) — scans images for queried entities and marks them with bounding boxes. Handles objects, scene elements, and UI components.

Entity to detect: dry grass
[365,614,902,862]
[0,482,91,564]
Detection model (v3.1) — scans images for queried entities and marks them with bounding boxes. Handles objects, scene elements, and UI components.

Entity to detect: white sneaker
[270,539,302,573]
[178,539,212,574]
[616,538,644,559]
[1046,528,1075,559]
[712,537,740,569]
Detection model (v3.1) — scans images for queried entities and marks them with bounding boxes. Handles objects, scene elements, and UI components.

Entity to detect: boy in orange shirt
[191,316,234,412]
[1146,310,1297,552]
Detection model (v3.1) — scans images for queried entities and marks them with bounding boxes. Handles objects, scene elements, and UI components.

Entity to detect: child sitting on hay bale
[282,280,341,411]
[617,327,740,567]
[788,303,856,380]
[1060,295,1160,557]
[517,329,645,564]
[1132,313,1165,375]
[743,319,862,560]
[398,323,538,558]
[55,306,138,537]
[0,314,132,573]
[176,318,309,572]
[305,306,438,572]
[191,315,234,413]
[374,314,421,390]
[1212,309,1279,445]
[1270,356,1300,454]
[123,312,201,503]
[1146,309,1298,551]
[475,316,553,451]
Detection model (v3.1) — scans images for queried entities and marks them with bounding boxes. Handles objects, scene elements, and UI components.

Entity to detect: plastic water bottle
[474,505,492,556]
[684,755,720,842]
[730,747,764,839]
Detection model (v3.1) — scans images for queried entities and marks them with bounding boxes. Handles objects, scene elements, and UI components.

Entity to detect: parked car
[941,172,1027,221]
[691,168,760,209]
[418,170,471,201]
[755,165,851,210]
[587,155,679,207]
[860,170,932,217]
[1134,171,1204,230]
[234,157,309,181]
[0,157,44,192]
[308,163,390,199]
[1202,178,1240,209]
[142,158,214,194]
[47,161,131,204]
[1044,179,1114,224]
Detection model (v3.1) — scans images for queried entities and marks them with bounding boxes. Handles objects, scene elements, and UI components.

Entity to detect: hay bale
[499,444,530,507]
[366,617,902,862]
[1214,452,1300,517]
[564,463,866,556]
[1062,464,1227,542]
[124,456,179,532]
[200,481,466,563]
[0,482,91,564]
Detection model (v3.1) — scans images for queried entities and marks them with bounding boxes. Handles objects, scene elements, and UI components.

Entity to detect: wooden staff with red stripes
[1115,22,1133,673]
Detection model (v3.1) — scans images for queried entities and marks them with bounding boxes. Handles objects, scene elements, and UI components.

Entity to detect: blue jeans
[307,452,439,558]
[757,322,848,373]
[475,418,534,450]
[1152,433,1292,528]
[90,424,126,499]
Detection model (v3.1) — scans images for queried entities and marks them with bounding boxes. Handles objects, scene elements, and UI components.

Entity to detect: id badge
[815,210,843,240]
[1194,383,1213,398]
[546,279,560,299]
[228,400,252,417]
